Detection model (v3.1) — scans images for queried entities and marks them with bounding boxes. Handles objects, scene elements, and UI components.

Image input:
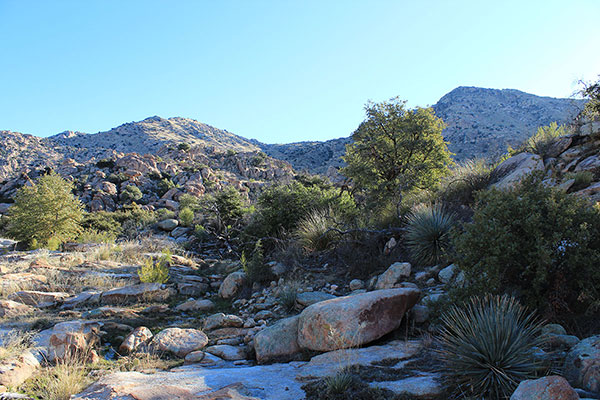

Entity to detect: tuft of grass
[296,208,341,252]
[437,294,544,399]
[405,204,455,266]
[564,170,594,192]
[276,282,299,313]
[22,353,93,400]
[0,331,33,362]
[324,368,355,395]
[437,159,497,206]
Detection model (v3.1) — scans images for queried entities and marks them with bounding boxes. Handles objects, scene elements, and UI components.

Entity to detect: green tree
[342,98,453,208]
[580,75,600,116]
[7,173,83,247]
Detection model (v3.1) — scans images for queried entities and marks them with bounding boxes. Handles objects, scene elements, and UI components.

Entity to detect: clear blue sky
[0,1,598,143]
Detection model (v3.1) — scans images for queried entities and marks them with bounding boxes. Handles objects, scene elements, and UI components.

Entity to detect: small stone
[205,345,247,361]
[184,350,205,363]
[375,262,412,290]
[150,328,208,358]
[175,299,215,312]
[349,279,364,291]
[438,264,456,284]
[510,375,578,400]
[204,313,244,331]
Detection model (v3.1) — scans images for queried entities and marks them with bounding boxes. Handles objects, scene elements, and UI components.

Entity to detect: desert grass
[0,330,33,363]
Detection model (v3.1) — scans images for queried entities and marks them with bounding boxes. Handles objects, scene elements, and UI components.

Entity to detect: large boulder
[101,283,169,304]
[48,320,102,362]
[218,271,246,299]
[375,262,411,289]
[297,288,420,351]
[493,152,544,189]
[295,291,336,309]
[254,315,302,364]
[510,376,579,400]
[564,335,600,393]
[150,328,208,358]
[158,219,179,231]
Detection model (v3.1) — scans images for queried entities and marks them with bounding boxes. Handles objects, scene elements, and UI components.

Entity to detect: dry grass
[0,330,33,363]
[21,351,94,400]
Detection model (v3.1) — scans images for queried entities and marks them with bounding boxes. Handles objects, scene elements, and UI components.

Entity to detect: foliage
[22,356,93,400]
[157,178,176,197]
[179,207,194,227]
[453,174,600,315]
[437,294,544,399]
[405,204,455,266]
[242,240,273,283]
[324,369,355,395]
[138,250,171,284]
[247,180,356,239]
[120,185,143,204]
[198,187,249,236]
[179,193,201,211]
[524,122,568,158]
[81,205,156,240]
[95,158,115,169]
[76,229,116,244]
[276,282,299,312]
[296,207,342,252]
[564,170,593,191]
[342,98,453,208]
[178,142,191,151]
[580,75,600,116]
[436,159,499,207]
[7,173,83,248]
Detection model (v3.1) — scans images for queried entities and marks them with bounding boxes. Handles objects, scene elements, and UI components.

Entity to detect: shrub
[437,294,544,399]
[179,207,194,227]
[96,158,115,169]
[437,159,498,206]
[7,172,83,248]
[296,207,341,252]
[564,170,593,192]
[178,142,191,151]
[157,178,176,197]
[241,240,273,283]
[138,250,171,284]
[247,180,356,239]
[76,229,116,244]
[524,122,568,158]
[454,174,600,315]
[120,185,143,204]
[324,369,355,395]
[405,204,455,266]
[275,282,299,312]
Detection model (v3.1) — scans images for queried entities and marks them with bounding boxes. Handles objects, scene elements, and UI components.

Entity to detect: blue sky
[0,1,598,143]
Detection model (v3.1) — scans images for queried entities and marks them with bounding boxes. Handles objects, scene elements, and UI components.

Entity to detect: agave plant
[405,203,455,266]
[296,207,340,252]
[437,294,544,399]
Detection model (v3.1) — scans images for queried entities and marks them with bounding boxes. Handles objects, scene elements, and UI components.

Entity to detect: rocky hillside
[433,86,585,160]
[263,87,585,173]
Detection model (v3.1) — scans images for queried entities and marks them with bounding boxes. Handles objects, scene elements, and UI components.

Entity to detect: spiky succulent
[437,294,544,399]
[405,203,455,266]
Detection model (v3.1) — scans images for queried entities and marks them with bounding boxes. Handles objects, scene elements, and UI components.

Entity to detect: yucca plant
[437,294,544,399]
[438,159,497,205]
[405,203,455,266]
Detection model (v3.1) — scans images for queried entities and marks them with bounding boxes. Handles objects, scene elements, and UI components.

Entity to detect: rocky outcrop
[254,315,302,364]
[297,288,420,351]
[101,283,170,304]
[563,335,600,393]
[510,376,579,400]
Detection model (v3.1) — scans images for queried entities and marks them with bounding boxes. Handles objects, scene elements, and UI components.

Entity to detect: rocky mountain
[433,86,585,160]
[0,87,586,185]
[261,87,585,172]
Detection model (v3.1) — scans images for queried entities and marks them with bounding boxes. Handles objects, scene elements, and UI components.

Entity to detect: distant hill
[0,87,586,184]
[433,86,585,160]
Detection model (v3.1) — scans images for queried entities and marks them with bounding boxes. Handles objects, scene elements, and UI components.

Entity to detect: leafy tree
[342,98,453,208]
[179,207,194,227]
[7,173,83,247]
[580,75,600,116]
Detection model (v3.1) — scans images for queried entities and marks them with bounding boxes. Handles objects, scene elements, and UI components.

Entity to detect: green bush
[454,174,600,315]
[7,173,83,248]
[76,229,116,244]
[138,250,171,284]
[157,178,176,197]
[241,240,273,283]
[405,204,455,266]
[437,294,544,399]
[247,180,356,239]
[524,122,568,158]
[179,207,194,227]
[564,170,593,192]
[120,185,143,204]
